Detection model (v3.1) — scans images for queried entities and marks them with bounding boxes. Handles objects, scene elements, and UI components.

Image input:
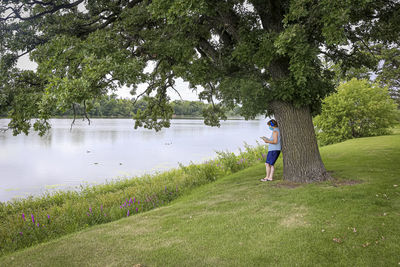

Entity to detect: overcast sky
[17,54,200,101]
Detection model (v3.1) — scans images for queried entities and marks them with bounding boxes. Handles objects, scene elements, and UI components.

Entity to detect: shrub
[314,78,398,146]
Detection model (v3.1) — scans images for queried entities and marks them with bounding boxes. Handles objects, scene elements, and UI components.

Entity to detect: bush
[314,78,398,146]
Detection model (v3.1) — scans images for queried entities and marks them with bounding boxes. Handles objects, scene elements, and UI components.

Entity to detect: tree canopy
[1,0,398,134]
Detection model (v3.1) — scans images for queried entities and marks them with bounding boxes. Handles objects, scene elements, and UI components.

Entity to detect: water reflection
[0,118,268,202]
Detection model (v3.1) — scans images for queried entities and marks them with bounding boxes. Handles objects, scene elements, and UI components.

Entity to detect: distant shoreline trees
[0,95,241,119]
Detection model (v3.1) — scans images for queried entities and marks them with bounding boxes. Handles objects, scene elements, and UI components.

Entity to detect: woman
[260,119,281,181]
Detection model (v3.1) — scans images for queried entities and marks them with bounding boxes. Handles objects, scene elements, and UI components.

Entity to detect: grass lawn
[1,133,399,266]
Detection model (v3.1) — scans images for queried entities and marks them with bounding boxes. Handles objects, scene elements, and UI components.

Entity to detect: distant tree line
[0,94,241,118]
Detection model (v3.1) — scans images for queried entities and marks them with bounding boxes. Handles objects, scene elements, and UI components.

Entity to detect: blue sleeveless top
[268,128,281,151]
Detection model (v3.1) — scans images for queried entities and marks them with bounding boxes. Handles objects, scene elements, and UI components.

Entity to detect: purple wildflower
[133,197,136,203]
[165,186,167,192]
[22,213,25,221]
[87,212,90,216]
[36,223,39,227]
[19,232,23,236]
[136,207,138,212]
[31,214,35,223]
[89,207,92,213]
[101,205,103,211]
[127,210,130,217]
[47,214,50,220]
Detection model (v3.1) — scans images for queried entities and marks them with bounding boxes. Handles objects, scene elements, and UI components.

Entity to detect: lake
[0,118,270,202]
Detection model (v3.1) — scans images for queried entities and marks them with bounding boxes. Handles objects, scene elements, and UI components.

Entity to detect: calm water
[0,118,269,202]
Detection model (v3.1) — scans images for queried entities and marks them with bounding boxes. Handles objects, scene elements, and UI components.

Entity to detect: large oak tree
[1,0,399,182]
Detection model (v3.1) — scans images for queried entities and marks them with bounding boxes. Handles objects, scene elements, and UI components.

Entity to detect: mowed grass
[1,133,400,266]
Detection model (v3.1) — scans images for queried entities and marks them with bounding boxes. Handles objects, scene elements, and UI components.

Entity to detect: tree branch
[70,103,76,131]
[1,0,85,22]
[83,100,91,125]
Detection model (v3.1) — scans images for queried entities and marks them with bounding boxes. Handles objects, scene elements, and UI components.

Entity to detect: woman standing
[260,119,281,181]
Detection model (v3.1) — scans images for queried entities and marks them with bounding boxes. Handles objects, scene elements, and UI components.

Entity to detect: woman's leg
[268,165,275,180]
[265,163,271,179]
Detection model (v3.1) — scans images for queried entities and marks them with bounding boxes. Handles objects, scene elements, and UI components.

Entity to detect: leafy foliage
[314,79,398,145]
[1,0,399,135]
[376,46,400,106]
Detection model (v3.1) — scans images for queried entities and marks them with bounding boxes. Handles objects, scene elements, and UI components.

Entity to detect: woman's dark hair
[267,119,278,127]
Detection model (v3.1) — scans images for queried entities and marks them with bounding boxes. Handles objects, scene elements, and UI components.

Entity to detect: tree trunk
[270,100,331,183]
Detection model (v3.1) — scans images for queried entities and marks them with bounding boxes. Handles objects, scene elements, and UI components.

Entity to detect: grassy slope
[1,134,399,266]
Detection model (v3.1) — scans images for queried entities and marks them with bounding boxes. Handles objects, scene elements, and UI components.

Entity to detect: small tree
[314,78,398,146]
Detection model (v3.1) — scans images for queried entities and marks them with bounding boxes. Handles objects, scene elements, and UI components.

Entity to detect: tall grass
[0,143,266,256]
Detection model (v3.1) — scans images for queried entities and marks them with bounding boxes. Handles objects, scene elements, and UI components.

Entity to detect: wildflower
[19,232,23,236]
[47,214,50,220]
[31,214,35,223]
[133,197,136,203]
[127,210,130,217]
[101,205,103,211]
[165,186,167,192]
[87,212,90,217]
[36,223,40,227]
[89,207,92,213]
[136,207,138,212]
[22,213,25,221]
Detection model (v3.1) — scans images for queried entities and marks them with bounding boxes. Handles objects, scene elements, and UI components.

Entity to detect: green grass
[1,134,400,266]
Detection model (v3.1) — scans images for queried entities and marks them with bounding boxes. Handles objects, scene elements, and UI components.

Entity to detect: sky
[17,54,200,101]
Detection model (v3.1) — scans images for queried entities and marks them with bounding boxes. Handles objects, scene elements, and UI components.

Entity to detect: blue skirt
[266,150,281,165]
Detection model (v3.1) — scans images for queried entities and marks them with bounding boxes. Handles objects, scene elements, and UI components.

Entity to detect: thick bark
[270,100,331,182]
